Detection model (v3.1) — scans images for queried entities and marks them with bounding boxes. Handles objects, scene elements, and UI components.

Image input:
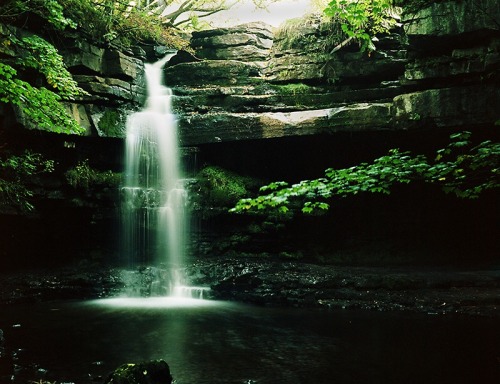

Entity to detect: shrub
[65,159,121,190]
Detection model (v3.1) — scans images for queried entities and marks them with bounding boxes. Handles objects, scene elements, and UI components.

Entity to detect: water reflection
[0,299,498,384]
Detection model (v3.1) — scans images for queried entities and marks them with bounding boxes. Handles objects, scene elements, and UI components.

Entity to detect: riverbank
[1,258,498,317]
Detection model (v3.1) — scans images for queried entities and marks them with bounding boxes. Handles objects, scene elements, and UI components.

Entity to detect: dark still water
[0,298,498,384]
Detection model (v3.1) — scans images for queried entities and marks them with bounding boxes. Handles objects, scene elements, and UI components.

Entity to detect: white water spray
[122,54,201,297]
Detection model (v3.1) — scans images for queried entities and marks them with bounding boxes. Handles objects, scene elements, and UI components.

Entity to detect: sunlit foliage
[323,0,401,52]
[231,132,500,215]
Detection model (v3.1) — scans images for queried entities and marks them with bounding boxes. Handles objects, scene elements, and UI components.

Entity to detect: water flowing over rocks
[0,261,498,317]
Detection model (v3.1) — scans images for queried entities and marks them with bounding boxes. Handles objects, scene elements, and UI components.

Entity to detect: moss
[194,166,261,208]
[275,16,317,50]
[270,83,313,95]
[97,109,124,137]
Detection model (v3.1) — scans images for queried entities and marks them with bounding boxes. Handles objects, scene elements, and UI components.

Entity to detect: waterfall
[121,53,193,297]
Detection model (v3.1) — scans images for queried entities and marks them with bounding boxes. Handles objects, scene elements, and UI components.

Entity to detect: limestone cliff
[163,0,499,146]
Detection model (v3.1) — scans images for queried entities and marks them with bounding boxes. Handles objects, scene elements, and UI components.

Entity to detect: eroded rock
[191,22,274,62]
[403,0,500,38]
[165,60,262,86]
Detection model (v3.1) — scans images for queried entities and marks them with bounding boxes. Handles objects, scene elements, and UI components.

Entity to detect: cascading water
[121,53,205,298]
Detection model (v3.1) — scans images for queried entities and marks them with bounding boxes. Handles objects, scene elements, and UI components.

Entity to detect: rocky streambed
[1,258,498,317]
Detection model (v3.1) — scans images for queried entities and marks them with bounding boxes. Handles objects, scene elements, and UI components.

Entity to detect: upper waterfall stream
[121,54,194,297]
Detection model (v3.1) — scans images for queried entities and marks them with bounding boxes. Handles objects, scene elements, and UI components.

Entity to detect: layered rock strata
[163,0,499,146]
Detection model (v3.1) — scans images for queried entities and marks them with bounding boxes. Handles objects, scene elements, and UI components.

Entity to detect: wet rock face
[60,40,147,137]
[403,0,500,38]
[165,60,262,87]
[393,85,500,128]
[2,0,497,143]
[396,0,500,129]
[191,21,274,62]
[104,360,173,384]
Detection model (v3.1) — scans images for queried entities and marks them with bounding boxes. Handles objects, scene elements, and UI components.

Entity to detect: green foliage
[0,0,76,30]
[0,150,54,212]
[323,0,401,52]
[0,63,85,134]
[0,3,89,134]
[65,159,121,190]
[274,15,321,50]
[97,109,123,136]
[15,35,86,100]
[430,132,500,198]
[56,0,190,49]
[196,166,260,208]
[231,132,499,215]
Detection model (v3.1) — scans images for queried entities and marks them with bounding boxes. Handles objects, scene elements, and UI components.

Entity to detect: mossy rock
[97,109,127,137]
[194,165,261,208]
[104,360,172,384]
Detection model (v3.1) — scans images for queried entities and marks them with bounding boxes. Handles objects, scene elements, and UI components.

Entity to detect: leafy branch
[14,35,88,100]
[231,132,499,215]
[0,0,77,30]
[0,150,55,212]
[0,63,85,134]
[323,0,401,53]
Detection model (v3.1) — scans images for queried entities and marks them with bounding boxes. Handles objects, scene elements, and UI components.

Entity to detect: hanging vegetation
[231,132,500,215]
[323,0,401,52]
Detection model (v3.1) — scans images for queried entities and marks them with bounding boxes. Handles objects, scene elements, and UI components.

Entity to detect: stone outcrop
[394,0,500,130]
[165,60,261,86]
[393,85,500,128]
[4,0,497,143]
[190,21,274,62]
[179,104,392,145]
[404,0,500,38]
[60,40,147,137]
[1,0,498,269]
[162,0,499,146]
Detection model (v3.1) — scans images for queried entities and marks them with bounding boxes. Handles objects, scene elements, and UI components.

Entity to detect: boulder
[104,360,173,384]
